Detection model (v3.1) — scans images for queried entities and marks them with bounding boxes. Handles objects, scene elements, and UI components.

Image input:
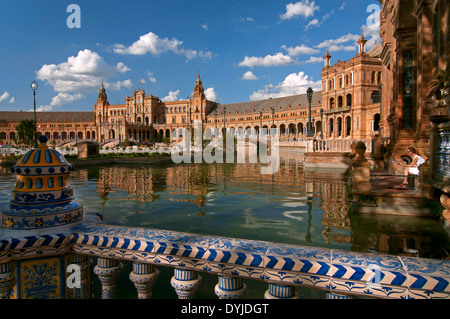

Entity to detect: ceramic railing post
[94,258,123,299]
[0,261,13,299]
[69,253,92,299]
[170,268,201,299]
[264,284,298,299]
[129,262,159,299]
[326,292,353,299]
[215,276,247,299]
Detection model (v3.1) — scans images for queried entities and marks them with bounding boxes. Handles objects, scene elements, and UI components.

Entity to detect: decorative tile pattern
[264,244,331,289]
[67,224,450,299]
[401,256,450,299]
[1,136,82,230]
[2,221,450,299]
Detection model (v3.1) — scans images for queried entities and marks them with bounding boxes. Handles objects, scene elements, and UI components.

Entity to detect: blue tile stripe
[2,225,450,299]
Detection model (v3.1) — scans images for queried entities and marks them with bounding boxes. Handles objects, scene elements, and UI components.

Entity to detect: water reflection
[0,150,448,260]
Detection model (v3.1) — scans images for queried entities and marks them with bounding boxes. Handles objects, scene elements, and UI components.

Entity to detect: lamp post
[30,80,38,147]
[306,87,314,138]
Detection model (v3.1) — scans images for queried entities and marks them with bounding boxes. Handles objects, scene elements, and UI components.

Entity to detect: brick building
[0,37,388,146]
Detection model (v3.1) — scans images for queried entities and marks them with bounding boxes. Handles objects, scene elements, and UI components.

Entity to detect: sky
[0,0,381,112]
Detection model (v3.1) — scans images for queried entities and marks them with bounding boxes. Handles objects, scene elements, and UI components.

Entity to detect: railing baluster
[170,268,201,299]
[326,292,354,299]
[94,258,123,299]
[264,284,299,299]
[129,262,159,299]
[214,276,247,299]
[69,253,92,299]
[0,261,13,299]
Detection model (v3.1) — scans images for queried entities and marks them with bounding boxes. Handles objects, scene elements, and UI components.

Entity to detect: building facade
[321,36,384,140]
[0,38,387,146]
[377,0,449,203]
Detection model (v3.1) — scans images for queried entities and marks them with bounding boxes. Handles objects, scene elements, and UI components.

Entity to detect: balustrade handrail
[2,223,447,299]
[309,138,373,153]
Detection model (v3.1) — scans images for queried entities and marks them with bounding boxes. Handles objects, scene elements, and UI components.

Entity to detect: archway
[328,118,334,138]
[336,117,342,137]
[345,116,351,137]
[373,113,381,132]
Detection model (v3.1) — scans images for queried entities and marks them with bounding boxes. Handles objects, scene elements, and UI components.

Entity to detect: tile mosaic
[400,256,450,298]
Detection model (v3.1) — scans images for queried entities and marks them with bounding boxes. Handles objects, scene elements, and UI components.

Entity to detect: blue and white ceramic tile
[264,244,331,289]
[203,237,270,278]
[401,256,450,299]
[330,249,410,298]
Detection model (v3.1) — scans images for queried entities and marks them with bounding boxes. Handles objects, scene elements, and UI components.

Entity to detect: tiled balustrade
[1,223,448,299]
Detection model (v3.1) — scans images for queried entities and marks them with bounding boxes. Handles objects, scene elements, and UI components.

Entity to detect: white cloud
[234,17,254,23]
[280,0,319,20]
[205,87,218,102]
[242,71,259,80]
[37,93,85,112]
[162,90,180,102]
[0,91,10,103]
[147,70,157,83]
[201,23,208,30]
[36,49,132,94]
[281,44,319,56]
[249,71,321,101]
[304,19,319,30]
[238,52,295,67]
[105,80,133,91]
[339,2,346,10]
[9,97,15,104]
[116,62,131,73]
[315,33,360,52]
[112,31,212,61]
[302,56,323,64]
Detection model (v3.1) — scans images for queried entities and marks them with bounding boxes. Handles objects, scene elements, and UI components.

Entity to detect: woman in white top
[396,147,425,189]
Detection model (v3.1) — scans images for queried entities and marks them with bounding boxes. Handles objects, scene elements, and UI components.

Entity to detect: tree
[16,119,36,146]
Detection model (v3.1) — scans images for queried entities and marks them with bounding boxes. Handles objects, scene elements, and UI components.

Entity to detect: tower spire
[324,48,332,67]
[357,32,367,55]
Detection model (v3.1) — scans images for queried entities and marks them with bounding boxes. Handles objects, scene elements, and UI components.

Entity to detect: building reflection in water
[66,150,449,260]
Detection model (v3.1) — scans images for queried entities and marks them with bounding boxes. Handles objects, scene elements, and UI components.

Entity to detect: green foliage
[16,119,36,146]
[417,197,443,217]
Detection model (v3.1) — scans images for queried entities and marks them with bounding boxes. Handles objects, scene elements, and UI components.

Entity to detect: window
[346,94,352,107]
[330,97,335,109]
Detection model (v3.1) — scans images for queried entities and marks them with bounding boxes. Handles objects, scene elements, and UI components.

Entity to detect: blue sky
[0,0,381,112]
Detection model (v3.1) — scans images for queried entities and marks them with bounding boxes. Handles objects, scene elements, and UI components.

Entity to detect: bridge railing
[2,223,447,299]
[307,139,373,153]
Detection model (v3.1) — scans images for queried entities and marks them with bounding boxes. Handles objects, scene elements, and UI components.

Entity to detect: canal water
[0,150,448,298]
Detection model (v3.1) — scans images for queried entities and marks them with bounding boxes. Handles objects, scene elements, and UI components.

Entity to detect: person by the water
[393,147,425,190]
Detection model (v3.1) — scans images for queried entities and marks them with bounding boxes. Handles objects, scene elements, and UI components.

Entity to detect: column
[129,262,160,299]
[326,292,354,299]
[94,258,123,299]
[0,261,13,299]
[214,276,247,299]
[264,284,298,299]
[170,268,201,299]
[69,253,92,299]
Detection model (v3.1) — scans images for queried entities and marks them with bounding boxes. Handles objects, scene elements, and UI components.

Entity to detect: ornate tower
[95,82,108,126]
[324,49,332,67]
[191,75,206,123]
[357,33,367,55]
